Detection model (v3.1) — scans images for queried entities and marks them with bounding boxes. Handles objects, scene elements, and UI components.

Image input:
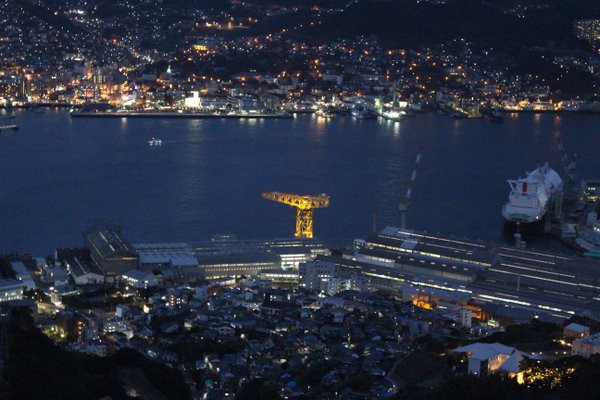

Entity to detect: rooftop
[67,257,102,278]
[565,322,590,333]
[122,269,155,282]
[0,279,23,290]
[85,228,137,260]
[139,251,198,267]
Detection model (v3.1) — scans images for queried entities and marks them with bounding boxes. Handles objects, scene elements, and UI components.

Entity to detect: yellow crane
[262,192,330,239]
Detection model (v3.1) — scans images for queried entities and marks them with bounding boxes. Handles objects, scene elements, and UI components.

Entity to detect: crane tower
[262,192,330,239]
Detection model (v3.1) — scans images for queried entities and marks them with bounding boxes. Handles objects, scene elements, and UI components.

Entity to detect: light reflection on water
[1,110,599,254]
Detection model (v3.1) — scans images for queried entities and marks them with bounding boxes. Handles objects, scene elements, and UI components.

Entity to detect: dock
[542,178,600,256]
[70,110,293,119]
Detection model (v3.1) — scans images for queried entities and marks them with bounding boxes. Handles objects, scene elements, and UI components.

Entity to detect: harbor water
[1,109,599,255]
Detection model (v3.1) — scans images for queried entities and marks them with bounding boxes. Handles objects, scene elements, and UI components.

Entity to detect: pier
[70,110,293,119]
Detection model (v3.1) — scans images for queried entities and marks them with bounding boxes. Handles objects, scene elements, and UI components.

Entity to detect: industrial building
[176,253,280,281]
[320,227,600,322]
[82,227,327,282]
[0,279,24,302]
[138,251,198,271]
[64,258,104,285]
[10,261,35,290]
[84,227,138,275]
[121,269,158,289]
[133,237,328,281]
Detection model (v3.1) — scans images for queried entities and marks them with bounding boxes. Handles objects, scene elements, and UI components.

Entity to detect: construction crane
[555,130,577,182]
[399,148,423,229]
[262,192,330,239]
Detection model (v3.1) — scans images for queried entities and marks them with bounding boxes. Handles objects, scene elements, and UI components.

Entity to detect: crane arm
[261,192,330,209]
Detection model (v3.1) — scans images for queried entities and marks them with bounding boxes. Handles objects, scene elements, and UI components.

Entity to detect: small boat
[380,109,406,122]
[0,124,19,132]
[148,138,162,146]
[315,108,335,119]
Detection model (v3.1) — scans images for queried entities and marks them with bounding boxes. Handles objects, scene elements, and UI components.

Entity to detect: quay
[70,110,293,119]
[0,103,71,109]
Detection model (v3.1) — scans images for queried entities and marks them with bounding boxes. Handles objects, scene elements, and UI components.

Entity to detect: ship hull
[502,219,544,234]
[501,163,562,229]
[501,204,547,224]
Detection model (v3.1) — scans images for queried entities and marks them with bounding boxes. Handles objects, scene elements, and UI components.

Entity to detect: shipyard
[75,224,600,324]
[336,227,600,322]
[5,0,600,398]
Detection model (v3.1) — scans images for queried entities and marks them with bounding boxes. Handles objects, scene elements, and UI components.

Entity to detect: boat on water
[315,108,335,119]
[0,124,19,132]
[380,108,406,122]
[502,163,563,224]
[148,138,162,146]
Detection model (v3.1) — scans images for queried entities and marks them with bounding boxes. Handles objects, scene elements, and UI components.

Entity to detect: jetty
[70,110,293,119]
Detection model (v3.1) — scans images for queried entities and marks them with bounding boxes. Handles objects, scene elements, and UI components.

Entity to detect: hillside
[0,309,191,400]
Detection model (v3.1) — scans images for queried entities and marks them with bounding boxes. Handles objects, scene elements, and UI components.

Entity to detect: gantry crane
[399,148,423,229]
[262,192,330,239]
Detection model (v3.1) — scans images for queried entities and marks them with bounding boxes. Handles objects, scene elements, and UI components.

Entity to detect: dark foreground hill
[0,309,191,400]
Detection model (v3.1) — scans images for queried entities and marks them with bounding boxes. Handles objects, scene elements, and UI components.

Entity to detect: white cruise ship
[502,163,563,224]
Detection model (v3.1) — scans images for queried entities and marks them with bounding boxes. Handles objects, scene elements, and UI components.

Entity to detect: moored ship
[502,163,563,224]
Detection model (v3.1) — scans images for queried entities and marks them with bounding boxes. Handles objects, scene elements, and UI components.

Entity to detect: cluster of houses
[2,226,600,398]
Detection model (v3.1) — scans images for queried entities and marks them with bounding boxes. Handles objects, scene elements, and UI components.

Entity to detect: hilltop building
[453,343,528,376]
